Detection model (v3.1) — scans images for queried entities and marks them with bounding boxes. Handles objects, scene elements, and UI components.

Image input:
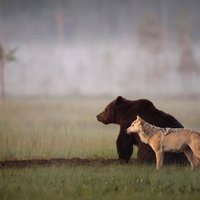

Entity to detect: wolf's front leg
[155,151,164,170]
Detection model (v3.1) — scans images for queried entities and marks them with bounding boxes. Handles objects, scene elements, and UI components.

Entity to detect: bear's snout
[96,112,109,124]
[96,114,100,120]
[96,113,103,122]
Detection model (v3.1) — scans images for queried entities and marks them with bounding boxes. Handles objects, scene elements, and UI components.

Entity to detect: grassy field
[0,97,118,160]
[0,97,200,200]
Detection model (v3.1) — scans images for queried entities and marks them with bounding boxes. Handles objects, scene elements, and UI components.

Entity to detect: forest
[0,0,199,97]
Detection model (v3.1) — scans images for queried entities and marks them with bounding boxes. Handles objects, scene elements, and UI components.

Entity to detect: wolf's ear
[137,115,141,121]
[116,96,125,105]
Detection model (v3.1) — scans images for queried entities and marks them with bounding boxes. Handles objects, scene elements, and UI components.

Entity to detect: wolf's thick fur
[127,116,200,170]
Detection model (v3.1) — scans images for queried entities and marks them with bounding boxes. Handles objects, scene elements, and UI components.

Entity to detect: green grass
[0,97,200,200]
[1,164,200,200]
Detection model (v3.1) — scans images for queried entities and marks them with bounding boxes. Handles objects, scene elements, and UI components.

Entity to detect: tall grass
[0,97,200,160]
[0,98,118,160]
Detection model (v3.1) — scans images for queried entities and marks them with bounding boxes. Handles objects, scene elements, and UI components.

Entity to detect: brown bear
[96,96,188,164]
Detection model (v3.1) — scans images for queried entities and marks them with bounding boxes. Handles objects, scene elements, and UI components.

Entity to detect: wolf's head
[126,116,150,144]
[126,115,143,134]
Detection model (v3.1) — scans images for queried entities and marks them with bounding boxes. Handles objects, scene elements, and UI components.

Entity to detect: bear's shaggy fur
[96,96,187,164]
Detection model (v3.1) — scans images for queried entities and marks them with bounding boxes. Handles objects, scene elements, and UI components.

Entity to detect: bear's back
[123,99,183,129]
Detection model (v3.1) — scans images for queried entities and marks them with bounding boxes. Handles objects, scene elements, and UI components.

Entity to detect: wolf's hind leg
[189,142,200,160]
[184,149,195,170]
[192,155,200,167]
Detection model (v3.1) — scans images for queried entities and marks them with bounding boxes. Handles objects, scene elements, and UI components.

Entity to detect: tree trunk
[0,59,5,99]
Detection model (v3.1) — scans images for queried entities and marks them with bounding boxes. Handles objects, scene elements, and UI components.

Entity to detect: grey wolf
[127,116,200,170]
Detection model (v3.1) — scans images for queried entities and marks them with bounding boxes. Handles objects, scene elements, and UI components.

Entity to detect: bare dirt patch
[0,158,138,168]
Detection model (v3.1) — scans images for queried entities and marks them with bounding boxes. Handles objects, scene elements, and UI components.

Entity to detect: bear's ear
[116,96,125,105]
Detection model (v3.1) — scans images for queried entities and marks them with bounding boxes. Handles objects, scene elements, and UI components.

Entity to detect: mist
[1,0,200,97]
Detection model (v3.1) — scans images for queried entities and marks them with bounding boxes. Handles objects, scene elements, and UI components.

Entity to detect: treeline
[1,0,199,43]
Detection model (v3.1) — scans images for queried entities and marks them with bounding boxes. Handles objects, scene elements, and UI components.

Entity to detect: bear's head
[96,96,127,125]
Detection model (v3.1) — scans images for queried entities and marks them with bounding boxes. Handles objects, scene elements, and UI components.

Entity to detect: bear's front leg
[137,142,156,164]
[116,131,133,162]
